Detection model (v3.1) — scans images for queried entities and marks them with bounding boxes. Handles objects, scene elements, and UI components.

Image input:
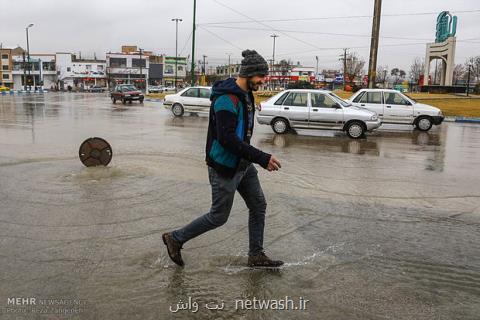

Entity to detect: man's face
[247,75,266,91]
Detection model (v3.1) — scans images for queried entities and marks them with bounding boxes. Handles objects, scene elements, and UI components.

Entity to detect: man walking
[162,49,283,268]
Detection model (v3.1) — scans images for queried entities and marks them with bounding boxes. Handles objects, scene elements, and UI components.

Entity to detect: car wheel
[139,98,144,104]
[172,103,184,117]
[122,98,126,104]
[271,118,289,134]
[415,116,433,131]
[112,97,116,104]
[346,121,365,139]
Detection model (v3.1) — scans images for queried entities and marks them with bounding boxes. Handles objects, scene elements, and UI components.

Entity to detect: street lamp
[26,23,34,91]
[226,53,232,78]
[172,18,182,92]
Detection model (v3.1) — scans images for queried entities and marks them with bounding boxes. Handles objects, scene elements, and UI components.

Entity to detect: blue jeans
[172,163,266,256]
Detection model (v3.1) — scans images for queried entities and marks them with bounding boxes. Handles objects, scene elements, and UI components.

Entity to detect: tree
[409,57,424,83]
[453,64,466,84]
[464,56,480,83]
[391,68,406,84]
[345,52,365,84]
[376,65,388,86]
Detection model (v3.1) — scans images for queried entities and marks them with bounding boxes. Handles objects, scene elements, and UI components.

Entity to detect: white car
[148,86,165,93]
[163,86,212,116]
[347,89,444,131]
[257,89,382,139]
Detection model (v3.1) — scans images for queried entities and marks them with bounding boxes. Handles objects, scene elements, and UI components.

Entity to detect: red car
[111,84,144,104]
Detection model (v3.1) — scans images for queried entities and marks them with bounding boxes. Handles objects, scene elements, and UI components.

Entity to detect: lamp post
[226,53,232,78]
[26,23,34,91]
[172,18,182,92]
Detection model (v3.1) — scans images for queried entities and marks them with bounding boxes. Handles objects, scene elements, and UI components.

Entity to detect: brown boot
[162,232,184,266]
[248,252,284,268]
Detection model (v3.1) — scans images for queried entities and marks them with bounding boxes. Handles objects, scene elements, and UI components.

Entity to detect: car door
[353,91,384,118]
[383,91,414,124]
[281,92,309,128]
[309,92,344,129]
[180,88,199,109]
[198,88,212,110]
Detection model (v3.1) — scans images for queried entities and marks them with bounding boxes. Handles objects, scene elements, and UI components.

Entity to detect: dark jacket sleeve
[215,110,271,169]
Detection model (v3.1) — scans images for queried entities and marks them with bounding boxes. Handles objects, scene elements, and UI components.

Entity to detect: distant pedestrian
[162,50,284,268]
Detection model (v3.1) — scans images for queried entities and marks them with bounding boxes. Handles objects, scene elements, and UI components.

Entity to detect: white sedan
[347,89,444,131]
[163,86,212,117]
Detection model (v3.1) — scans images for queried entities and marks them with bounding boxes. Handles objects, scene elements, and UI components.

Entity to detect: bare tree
[391,68,406,84]
[409,57,424,83]
[345,52,365,84]
[453,64,466,84]
[464,56,480,82]
[376,65,388,86]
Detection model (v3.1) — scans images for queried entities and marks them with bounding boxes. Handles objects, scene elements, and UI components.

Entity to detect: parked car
[257,89,381,139]
[148,86,164,94]
[88,85,106,93]
[347,89,444,131]
[163,86,212,116]
[110,84,144,104]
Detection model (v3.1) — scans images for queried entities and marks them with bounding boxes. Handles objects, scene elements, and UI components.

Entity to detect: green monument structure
[423,11,457,86]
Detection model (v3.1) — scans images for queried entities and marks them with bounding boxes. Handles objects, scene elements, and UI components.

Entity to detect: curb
[1,90,49,95]
[444,116,480,123]
[144,98,163,102]
[455,117,480,123]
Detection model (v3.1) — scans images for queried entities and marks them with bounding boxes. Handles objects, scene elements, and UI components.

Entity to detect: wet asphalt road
[0,93,479,320]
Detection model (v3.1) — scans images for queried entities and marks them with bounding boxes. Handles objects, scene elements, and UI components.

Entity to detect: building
[163,56,187,87]
[216,64,240,78]
[148,54,164,86]
[106,46,150,90]
[56,53,106,90]
[10,47,56,91]
[0,48,14,89]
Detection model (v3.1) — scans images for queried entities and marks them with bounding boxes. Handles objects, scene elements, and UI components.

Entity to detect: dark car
[89,85,106,93]
[111,84,144,104]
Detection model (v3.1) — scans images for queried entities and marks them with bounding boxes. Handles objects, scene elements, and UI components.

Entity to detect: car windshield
[121,85,137,92]
[403,93,417,103]
[328,92,350,107]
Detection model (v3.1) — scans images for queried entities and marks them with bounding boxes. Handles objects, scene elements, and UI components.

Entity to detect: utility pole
[315,55,319,83]
[172,18,182,92]
[138,48,143,89]
[26,23,34,91]
[270,34,278,90]
[367,0,382,88]
[191,0,197,86]
[466,64,471,97]
[339,48,348,90]
[202,55,207,75]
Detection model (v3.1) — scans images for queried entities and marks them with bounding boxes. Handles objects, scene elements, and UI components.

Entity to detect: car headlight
[371,114,378,121]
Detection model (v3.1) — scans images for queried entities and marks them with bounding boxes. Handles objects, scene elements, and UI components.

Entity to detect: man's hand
[267,155,281,172]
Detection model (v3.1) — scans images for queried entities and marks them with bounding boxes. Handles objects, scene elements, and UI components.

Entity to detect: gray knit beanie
[239,49,269,77]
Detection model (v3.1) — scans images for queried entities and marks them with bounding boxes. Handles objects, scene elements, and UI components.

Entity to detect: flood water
[1,93,479,319]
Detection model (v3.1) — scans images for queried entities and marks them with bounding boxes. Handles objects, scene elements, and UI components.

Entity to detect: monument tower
[423,11,457,86]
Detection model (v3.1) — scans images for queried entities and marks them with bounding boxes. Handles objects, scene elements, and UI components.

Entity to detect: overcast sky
[1,0,479,73]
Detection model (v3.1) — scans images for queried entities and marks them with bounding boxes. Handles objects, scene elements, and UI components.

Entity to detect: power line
[179,30,193,56]
[202,25,432,41]
[200,9,480,25]
[198,25,243,50]
[212,0,327,52]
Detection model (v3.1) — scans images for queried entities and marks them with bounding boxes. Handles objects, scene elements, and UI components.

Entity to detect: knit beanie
[239,49,269,77]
